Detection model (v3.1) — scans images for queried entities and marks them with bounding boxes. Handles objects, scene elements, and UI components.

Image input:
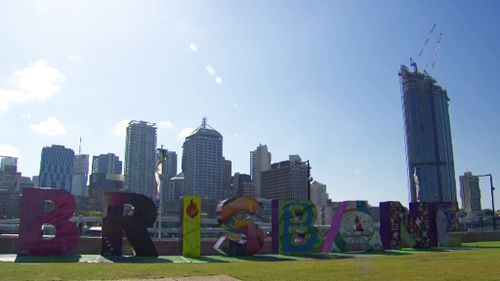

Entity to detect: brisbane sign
[16,188,459,257]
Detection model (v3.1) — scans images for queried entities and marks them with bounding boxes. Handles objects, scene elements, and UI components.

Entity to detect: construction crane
[417,23,437,61]
[431,32,443,69]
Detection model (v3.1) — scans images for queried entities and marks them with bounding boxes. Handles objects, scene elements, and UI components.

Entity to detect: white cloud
[0,144,20,158]
[177,127,195,140]
[215,76,223,84]
[0,59,64,112]
[113,119,130,137]
[30,117,66,136]
[206,65,216,76]
[21,113,32,120]
[158,120,173,128]
[67,54,82,63]
[189,43,198,52]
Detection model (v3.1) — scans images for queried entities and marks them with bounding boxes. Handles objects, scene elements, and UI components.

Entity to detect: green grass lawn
[1,242,500,281]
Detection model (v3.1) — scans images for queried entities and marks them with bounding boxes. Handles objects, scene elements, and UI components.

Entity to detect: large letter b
[17,188,79,255]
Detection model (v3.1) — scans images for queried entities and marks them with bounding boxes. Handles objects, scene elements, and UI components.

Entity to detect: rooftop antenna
[78,137,82,155]
[201,116,207,129]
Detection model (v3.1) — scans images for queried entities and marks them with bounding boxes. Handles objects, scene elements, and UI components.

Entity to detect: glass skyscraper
[400,63,457,203]
[182,118,223,199]
[38,145,75,192]
[124,120,157,198]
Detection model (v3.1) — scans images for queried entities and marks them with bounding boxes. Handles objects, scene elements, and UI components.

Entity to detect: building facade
[233,172,252,197]
[72,154,89,197]
[182,118,223,199]
[92,153,122,175]
[459,171,482,217]
[157,148,178,201]
[38,145,75,191]
[124,121,157,198]
[222,158,234,199]
[250,144,271,198]
[170,172,184,200]
[310,180,329,224]
[261,156,309,200]
[399,63,457,203]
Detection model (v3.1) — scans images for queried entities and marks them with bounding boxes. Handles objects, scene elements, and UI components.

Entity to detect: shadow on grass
[236,255,302,262]
[186,256,229,263]
[15,254,82,263]
[461,245,500,249]
[102,255,173,263]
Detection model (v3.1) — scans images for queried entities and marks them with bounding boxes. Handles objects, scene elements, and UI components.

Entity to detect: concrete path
[97,275,241,281]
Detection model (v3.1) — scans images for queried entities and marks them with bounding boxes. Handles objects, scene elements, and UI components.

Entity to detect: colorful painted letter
[409,202,437,248]
[101,192,158,256]
[434,202,460,246]
[273,200,321,255]
[181,196,201,257]
[333,201,381,252]
[17,188,79,255]
[379,201,416,249]
[214,196,264,256]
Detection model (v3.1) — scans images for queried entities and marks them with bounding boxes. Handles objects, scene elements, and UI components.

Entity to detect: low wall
[0,236,274,255]
[1,231,498,255]
[452,231,500,243]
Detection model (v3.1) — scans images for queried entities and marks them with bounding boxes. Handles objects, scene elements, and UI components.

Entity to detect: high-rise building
[124,121,157,198]
[92,153,122,175]
[182,117,223,199]
[261,156,309,200]
[89,153,124,192]
[310,180,329,224]
[250,144,271,198]
[158,148,178,201]
[399,62,457,203]
[39,145,75,191]
[222,158,234,199]
[170,172,184,200]
[459,171,482,217]
[233,172,252,197]
[72,154,89,197]
[0,157,17,193]
[0,156,33,218]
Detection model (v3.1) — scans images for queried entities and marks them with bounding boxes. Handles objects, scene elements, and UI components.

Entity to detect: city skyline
[1,1,500,207]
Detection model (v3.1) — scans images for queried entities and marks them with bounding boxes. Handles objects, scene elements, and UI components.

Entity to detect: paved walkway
[96,276,240,281]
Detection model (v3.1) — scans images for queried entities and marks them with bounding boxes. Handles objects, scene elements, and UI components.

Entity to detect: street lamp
[477,174,496,231]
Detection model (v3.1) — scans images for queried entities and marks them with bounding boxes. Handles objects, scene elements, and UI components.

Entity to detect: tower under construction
[399,61,457,203]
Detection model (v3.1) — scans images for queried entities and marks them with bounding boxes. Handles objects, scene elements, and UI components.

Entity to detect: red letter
[17,188,79,255]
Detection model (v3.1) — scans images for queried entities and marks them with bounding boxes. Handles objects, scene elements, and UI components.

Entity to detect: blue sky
[1,0,499,208]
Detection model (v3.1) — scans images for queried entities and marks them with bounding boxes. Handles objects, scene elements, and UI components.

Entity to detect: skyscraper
[158,148,177,201]
[182,117,223,199]
[124,120,157,198]
[92,153,122,175]
[72,154,89,197]
[310,180,329,224]
[250,144,271,198]
[261,155,309,200]
[89,153,124,192]
[39,145,75,192]
[233,172,252,197]
[222,158,234,199]
[399,62,457,203]
[459,171,482,217]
